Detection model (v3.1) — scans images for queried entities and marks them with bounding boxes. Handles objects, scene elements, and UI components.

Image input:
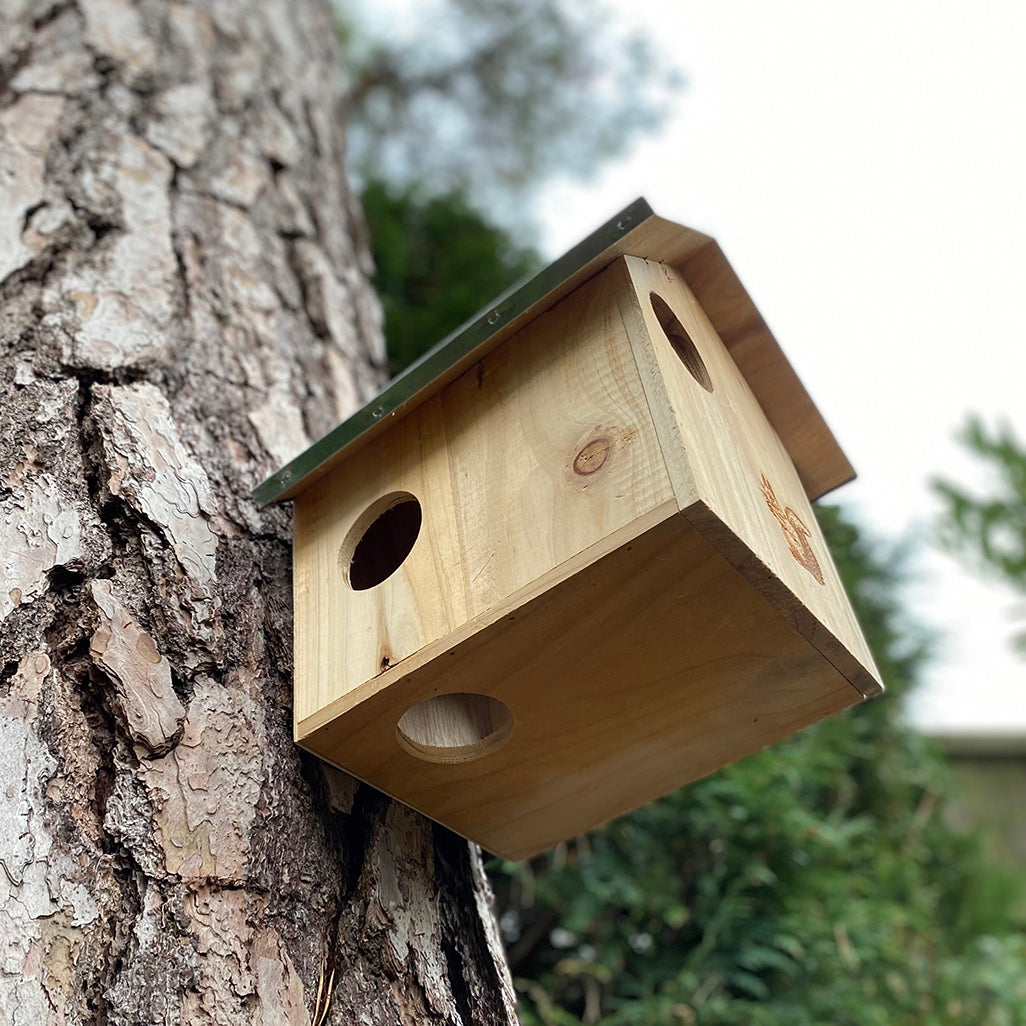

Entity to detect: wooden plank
[297,512,864,861]
[292,264,677,724]
[293,403,467,723]
[622,256,880,696]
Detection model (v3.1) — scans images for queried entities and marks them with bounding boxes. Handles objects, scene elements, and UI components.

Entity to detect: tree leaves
[935,416,1026,650]
[340,0,679,215]
[361,177,542,373]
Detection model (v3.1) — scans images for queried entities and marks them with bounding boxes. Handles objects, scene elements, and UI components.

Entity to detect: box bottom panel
[298,511,865,860]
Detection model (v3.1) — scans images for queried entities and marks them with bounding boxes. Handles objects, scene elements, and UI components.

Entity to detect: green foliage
[934,416,1026,649]
[339,0,679,210]
[361,178,542,373]
[488,507,1026,1025]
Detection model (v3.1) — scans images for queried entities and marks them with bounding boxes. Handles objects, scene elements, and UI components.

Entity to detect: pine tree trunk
[0,2,518,1022]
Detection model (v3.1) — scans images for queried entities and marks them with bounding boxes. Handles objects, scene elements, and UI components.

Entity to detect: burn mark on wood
[760,474,826,586]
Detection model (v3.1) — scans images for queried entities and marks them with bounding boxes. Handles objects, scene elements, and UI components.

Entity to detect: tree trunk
[0,2,518,1023]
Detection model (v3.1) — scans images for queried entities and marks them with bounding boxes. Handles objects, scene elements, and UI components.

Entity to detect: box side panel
[298,512,862,861]
[293,262,676,723]
[621,256,880,694]
[680,241,855,500]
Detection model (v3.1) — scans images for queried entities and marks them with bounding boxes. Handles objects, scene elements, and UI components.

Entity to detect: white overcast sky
[354,0,1026,733]
[535,1,1026,733]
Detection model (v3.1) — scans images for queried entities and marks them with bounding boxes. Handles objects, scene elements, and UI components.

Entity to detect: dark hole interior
[649,292,714,393]
[349,498,422,590]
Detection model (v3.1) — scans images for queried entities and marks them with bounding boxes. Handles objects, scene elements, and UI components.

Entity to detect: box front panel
[293,405,468,724]
[293,261,677,726]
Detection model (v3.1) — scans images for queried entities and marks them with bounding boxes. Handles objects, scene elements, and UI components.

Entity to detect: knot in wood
[573,437,612,476]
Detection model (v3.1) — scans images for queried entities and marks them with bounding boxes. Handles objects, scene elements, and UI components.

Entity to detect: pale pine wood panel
[622,256,880,693]
[293,401,468,722]
[294,262,676,723]
[437,262,674,614]
[298,514,863,861]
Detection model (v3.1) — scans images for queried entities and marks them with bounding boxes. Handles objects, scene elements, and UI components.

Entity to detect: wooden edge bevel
[681,500,883,700]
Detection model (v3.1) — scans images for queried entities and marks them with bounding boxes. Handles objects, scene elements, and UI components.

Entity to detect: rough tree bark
[0,2,518,1023]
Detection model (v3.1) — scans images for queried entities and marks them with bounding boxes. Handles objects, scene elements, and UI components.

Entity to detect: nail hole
[397,693,513,764]
[649,292,713,393]
[341,492,422,590]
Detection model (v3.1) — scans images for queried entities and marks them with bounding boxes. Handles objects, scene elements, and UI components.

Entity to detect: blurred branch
[934,416,1026,592]
[337,0,681,211]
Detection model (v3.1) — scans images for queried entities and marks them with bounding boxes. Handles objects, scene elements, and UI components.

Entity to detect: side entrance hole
[341,492,422,591]
[649,292,714,393]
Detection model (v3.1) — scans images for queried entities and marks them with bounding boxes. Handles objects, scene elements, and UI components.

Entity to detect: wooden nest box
[255,200,882,861]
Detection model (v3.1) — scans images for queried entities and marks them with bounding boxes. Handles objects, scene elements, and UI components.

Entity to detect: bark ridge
[0,1,517,1022]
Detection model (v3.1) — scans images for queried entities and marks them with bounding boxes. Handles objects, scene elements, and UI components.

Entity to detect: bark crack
[0,0,516,1019]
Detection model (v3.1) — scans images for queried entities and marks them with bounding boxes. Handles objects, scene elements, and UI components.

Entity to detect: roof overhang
[254,198,853,506]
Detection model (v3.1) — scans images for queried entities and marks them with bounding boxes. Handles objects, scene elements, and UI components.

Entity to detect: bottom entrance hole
[397,693,513,764]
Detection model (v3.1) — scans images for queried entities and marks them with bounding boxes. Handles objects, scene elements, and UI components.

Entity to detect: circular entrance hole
[649,292,714,393]
[397,693,513,764]
[341,492,422,591]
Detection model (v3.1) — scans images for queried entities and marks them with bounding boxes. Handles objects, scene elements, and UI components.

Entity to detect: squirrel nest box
[255,200,882,861]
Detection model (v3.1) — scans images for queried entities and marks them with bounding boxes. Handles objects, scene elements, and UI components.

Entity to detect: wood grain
[292,255,882,859]
[299,513,863,860]
[293,264,676,722]
[622,256,880,696]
